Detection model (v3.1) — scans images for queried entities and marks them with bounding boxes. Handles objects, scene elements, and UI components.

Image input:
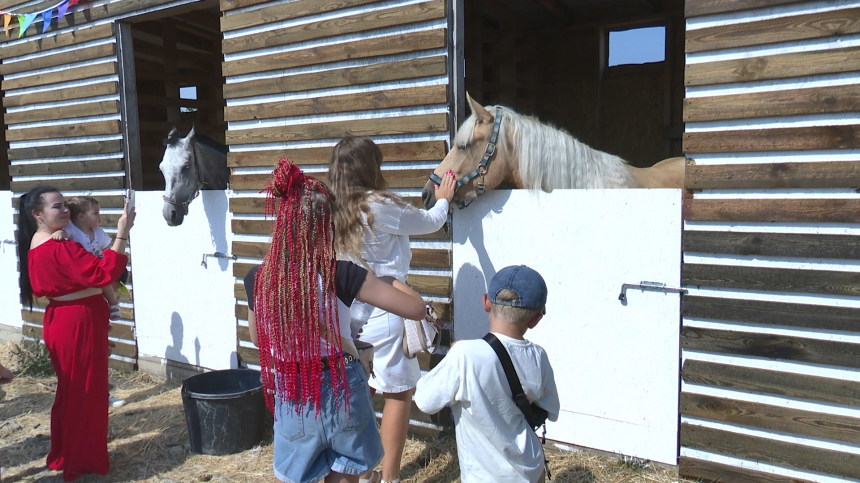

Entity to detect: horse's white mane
[455,105,638,190]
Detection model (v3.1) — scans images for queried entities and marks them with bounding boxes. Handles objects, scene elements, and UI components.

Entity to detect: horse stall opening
[121,1,226,191]
[460,0,685,168]
[115,1,232,375]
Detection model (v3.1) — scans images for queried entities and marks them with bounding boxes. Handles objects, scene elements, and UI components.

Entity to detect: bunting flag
[17,13,36,38]
[0,0,88,39]
[56,1,69,20]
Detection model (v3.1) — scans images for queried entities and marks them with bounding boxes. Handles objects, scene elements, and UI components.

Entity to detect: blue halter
[430,109,504,209]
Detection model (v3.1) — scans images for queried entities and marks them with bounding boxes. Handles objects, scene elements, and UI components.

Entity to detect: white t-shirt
[349,196,449,282]
[414,333,560,483]
[65,222,112,257]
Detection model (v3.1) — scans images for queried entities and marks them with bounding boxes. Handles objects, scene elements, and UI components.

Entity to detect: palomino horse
[422,93,685,209]
[160,126,229,226]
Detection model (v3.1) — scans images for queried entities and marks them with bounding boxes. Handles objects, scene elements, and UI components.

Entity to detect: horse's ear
[168,126,180,140]
[186,124,196,140]
[466,92,492,124]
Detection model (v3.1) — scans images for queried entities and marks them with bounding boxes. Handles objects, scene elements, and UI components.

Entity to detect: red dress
[28,239,127,482]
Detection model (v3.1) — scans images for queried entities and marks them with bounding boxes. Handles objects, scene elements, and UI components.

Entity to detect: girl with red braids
[17,186,134,482]
[243,159,426,483]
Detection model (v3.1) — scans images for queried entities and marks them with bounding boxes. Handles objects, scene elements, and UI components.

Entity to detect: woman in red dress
[16,186,135,482]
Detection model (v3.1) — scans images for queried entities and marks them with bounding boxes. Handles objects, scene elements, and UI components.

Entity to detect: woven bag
[403,304,444,359]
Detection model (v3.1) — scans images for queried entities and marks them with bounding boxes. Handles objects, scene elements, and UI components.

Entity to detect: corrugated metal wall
[220,0,455,432]
[680,0,860,481]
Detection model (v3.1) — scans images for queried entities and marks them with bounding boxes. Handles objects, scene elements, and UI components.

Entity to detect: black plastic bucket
[181,369,266,455]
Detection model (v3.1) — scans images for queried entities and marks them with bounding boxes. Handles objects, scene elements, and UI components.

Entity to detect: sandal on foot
[109,304,121,321]
[358,470,381,483]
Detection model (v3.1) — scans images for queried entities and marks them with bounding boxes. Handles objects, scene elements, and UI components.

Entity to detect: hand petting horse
[422,93,685,209]
[159,126,229,226]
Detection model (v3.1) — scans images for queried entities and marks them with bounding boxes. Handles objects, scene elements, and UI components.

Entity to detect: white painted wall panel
[453,189,682,464]
[0,191,23,329]
[131,191,237,370]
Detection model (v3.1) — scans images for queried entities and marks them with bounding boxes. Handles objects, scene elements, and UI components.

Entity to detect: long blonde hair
[328,137,403,260]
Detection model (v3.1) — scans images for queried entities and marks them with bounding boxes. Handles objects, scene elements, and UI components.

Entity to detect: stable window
[607,26,666,67]
[180,86,198,113]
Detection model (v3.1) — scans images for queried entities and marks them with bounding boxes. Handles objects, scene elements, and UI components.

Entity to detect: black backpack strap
[483,333,553,481]
[483,333,532,420]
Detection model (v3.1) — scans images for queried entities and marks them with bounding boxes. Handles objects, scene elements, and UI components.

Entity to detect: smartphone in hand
[126,189,136,212]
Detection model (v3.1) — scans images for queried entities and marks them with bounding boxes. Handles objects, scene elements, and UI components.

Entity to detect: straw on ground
[0,343,690,483]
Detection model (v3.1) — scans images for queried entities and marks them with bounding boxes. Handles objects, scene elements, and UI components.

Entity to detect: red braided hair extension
[254,158,346,415]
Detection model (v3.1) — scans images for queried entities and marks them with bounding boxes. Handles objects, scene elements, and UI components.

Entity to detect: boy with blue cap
[415,265,560,483]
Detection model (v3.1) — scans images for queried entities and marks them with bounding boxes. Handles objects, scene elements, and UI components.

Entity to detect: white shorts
[353,303,420,394]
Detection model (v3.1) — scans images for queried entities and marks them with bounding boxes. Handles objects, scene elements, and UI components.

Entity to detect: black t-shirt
[243,261,367,312]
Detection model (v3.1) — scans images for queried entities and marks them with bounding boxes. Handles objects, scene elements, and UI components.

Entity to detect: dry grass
[1,343,688,483]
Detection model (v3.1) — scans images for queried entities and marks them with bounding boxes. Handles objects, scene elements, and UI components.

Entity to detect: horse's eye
[181,165,190,171]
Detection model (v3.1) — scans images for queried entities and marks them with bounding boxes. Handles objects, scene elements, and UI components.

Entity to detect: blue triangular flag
[56,1,69,20]
[41,9,51,33]
[17,13,36,38]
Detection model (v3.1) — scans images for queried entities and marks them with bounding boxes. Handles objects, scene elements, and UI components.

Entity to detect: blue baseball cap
[487,265,548,311]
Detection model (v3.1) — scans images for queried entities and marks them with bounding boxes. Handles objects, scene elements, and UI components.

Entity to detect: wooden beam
[227,141,446,168]
[221,0,379,31]
[223,0,445,53]
[5,101,119,125]
[684,126,860,153]
[683,359,860,407]
[686,7,860,53]
[224,85,448,122]
[683,295,860,333]
[0,42,115,76]
[681,392,860,444]
[222,29,447,77]
[230,168,431,190]
[680,457,814,483]
[223,56,447,100]
[683,198,860,223]
[685,161,860,189]
[683,231,860,260]
[685,0,808,18]
[2,82,117,108]
[8,140,124,161]
[683,326,860,368]
[685,46,860,86]
[0,23,114,59]
[9,158,124,177]
[5,120,122,142]
[225,114,447,145]
[684,84,860,122]
[1,62,117,90]
[681,423,860,479]
[683,263,860,297]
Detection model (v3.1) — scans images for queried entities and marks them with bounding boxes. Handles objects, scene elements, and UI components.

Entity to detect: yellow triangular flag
[3,14,11,38]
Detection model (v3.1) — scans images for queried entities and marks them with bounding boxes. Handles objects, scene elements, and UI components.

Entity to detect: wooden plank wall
[0,23,138,370]
[681,1,860,481]
[0,0,214,369]
[221,0,453,431]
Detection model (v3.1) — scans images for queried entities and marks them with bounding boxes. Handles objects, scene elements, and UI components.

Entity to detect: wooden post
[449,0,465,139]
[117,22,143,191]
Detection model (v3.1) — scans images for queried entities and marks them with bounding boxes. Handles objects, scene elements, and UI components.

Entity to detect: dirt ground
[0,343,688,483]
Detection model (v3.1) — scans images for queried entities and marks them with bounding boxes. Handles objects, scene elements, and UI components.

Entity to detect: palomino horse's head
[160,126,203,226]
[422,93,515,210]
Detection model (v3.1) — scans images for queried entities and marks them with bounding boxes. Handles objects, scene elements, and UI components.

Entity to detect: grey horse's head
[160,126,201,226]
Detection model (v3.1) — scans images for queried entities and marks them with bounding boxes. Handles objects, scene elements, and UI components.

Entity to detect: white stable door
[0,191,23,331]
[453,189,682,465]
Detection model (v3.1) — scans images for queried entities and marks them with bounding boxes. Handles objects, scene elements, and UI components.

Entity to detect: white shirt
[65,222,112,257]
[414,333,560,483]
[349,196,449,281]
